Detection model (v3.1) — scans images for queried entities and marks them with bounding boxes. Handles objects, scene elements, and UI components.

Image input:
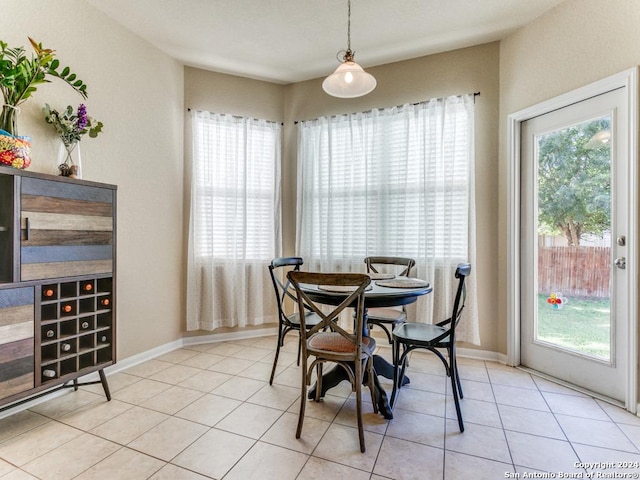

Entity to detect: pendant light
[322,0,376,98]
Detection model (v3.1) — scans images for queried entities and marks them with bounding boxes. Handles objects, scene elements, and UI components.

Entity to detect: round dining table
[298,276,432,419]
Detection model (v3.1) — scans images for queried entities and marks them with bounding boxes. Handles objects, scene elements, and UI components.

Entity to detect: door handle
[615,257,626,269]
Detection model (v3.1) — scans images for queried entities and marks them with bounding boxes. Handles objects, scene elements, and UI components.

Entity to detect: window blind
[295,95,479,344]
[297,98,471,262]
[192,113,281,260]
[186,110,282,331]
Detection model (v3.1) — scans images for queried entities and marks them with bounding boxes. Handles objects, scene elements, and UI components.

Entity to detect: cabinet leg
[73,378,79,391]
[98,369,111,401]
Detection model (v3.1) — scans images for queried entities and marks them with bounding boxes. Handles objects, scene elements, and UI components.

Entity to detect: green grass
[536,294,611,359]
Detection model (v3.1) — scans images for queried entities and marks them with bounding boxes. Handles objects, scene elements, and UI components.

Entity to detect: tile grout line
[484,360,518,476]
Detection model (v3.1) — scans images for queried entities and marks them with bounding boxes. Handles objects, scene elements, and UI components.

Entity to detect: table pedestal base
[307,356,410,420]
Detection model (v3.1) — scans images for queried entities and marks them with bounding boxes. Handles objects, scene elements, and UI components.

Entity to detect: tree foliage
[537,118,611,246]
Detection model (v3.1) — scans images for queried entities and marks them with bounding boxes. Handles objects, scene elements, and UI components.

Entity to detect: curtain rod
[293,91,480,125]
[187,108,283,126]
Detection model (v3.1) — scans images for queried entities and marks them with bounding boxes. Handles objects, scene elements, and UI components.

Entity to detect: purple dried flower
[75,104,88,131]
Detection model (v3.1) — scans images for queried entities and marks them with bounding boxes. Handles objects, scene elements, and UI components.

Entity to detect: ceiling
[86,0,566,85]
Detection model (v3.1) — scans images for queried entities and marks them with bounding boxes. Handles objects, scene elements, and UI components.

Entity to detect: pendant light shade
[322,0,376,98]
[322,61,377,98]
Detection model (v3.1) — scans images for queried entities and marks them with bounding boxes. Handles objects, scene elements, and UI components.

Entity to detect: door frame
[507,68,639,412]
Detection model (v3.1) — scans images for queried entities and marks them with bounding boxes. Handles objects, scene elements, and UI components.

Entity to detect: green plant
[43,103,103,177]
[0,37,88,136]
[43,103,103,147]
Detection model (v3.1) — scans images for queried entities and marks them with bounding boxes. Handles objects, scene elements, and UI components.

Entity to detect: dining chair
[288,271,377,453]
[390,263,471,432]
[364,256,416,343]
[268,257,322,385]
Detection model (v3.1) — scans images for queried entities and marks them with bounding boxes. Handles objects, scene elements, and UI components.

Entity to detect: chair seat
[367,307,407,323]
[308,332,376,355]
[393,322,450,345]
[287,311,323,328]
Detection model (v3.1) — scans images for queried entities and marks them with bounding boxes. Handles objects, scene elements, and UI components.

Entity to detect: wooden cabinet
[0,167,116,409]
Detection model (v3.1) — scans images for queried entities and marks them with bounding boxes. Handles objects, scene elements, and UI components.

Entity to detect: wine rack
[38,277,114,384]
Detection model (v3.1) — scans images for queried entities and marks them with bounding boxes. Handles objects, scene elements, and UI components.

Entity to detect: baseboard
[181,327,279,347]
[457,347,508,365]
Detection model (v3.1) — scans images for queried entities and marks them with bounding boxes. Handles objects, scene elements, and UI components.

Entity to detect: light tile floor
[1,336,640,479]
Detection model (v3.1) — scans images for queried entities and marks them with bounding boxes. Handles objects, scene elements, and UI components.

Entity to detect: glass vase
[0,105,18,135]
[56,141,82,179]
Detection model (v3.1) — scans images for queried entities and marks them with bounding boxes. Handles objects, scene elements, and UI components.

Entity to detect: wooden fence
[538,246,610,298]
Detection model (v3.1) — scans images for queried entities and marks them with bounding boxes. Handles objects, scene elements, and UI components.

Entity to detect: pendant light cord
[347,0,351,53]
[341,0,355,62]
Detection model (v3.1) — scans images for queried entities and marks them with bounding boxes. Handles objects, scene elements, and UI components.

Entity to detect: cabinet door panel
[0,287,34,401]
[20,178,114,281]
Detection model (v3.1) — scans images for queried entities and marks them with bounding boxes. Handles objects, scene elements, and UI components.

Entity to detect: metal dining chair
[267,257,322,385]
[288,271,377,453]
[364,256,416,343]
[390,263,471,432]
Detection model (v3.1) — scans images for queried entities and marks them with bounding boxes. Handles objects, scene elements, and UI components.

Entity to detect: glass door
[520,88,628,402]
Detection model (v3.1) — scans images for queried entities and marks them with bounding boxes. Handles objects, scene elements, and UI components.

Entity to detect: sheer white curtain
[187,111,282,331]
[296,95,479,344]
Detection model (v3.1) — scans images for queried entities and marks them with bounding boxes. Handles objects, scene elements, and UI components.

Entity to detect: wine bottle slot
[61,343,71,352]
[100,335,108,343]
[46,329,55,338]
[42,369,56,378]
[82,322,89,329]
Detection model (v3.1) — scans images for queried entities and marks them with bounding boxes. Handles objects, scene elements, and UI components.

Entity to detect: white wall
[1,0,185,359]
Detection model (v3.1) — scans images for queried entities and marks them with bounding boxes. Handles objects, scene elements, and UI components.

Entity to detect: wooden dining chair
[364,256,416,343]
[288,271,377,453]
[267,257,322,385]
[390,263,471,432]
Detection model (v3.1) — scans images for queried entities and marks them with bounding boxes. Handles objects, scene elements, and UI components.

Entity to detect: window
[296,95,478,343]
[191,112,281,260]
[186,111,281,331]
[297,95,473,264]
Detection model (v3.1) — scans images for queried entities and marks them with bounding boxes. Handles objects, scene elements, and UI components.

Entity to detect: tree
[537,118,611,246]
